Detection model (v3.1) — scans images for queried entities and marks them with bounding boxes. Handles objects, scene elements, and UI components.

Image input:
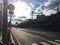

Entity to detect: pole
[32,11,33,19]
[2,0,8,45]
[8,14,12,42]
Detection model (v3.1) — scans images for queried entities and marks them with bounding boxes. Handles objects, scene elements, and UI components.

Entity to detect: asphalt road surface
[11,27,60,45]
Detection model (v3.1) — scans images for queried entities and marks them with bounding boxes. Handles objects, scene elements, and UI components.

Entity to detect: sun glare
[14,1,31,19]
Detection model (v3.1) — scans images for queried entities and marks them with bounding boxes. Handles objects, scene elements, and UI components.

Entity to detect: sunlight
[14,1,31,19]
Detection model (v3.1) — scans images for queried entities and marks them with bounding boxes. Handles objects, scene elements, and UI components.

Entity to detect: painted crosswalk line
[32,43,39,45]
[48,41,60,45]
[32,40,60,45]
[55,40,60,42]
[40,42,50,45]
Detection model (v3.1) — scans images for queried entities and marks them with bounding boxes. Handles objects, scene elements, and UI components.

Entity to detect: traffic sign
[9,10,14,14]
[8,4,15,10]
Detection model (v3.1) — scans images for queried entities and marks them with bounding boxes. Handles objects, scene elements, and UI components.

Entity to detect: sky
[8,0,47,19]
[7,0,60,17]
[0,0,60,24]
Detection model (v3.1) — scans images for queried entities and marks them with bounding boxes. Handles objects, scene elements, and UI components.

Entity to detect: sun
[14,1,31,19]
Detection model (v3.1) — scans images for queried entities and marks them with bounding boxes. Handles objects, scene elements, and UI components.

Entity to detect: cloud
[14,1,32,19]
[43,9,57,16]
[29,3,34,8]
[35,0,60,16]
[46,0,60,9]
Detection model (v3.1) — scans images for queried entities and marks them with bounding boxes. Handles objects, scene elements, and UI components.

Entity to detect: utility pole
[32,11,33,19]
[31,11,42,20]
[2,0,8,45]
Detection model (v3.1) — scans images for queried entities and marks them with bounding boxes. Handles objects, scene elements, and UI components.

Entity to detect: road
[11,27,60,45]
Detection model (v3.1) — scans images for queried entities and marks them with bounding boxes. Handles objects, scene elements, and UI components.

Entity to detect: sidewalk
[20,27,60,34]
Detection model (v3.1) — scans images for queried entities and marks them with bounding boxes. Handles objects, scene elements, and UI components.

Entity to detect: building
[0,3,2,31]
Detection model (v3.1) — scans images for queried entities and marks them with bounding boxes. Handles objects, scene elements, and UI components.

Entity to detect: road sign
[9,10,14,14]
[8,4,15,10]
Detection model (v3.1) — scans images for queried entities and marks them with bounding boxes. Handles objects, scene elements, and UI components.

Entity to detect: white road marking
[55,40,60,42]
[48,41,60,45]
[40,42,50,45]
[32,43,38,45]
[11,32,21,45]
